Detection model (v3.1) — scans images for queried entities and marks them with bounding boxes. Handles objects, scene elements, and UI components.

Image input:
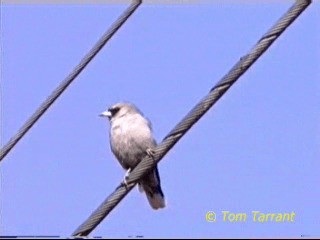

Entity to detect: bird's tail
[139,184,165,210]
[138,166,165,210]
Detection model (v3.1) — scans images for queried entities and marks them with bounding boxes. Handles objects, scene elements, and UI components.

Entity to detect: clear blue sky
[1,2,319,238]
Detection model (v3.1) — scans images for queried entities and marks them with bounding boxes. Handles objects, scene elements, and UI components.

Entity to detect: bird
[100,102,165,210]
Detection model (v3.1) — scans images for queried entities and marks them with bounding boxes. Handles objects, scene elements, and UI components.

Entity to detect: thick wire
[72,0,312,237]
[0,0,142,162]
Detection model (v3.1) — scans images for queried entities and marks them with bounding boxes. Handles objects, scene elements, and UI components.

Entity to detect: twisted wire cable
[72,0,312,237]
[0,0,142,162]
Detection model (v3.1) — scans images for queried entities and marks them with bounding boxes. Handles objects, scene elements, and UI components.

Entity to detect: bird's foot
[125,168,131,178]
[122,168,132,187]
[146,148,157,164]
[146,148,156,163]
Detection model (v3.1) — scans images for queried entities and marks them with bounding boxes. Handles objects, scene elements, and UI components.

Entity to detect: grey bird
[100,102,165,210]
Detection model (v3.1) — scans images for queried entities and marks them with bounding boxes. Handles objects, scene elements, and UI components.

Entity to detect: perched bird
[100,102,165,210]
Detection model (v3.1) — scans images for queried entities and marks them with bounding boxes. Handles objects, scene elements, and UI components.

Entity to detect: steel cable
[72,0,312,237]
[0,0,142,162]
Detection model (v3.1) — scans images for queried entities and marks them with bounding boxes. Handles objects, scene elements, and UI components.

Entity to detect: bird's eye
[109,106,120,115]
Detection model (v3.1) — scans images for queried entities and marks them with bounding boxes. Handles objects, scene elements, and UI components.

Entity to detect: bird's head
[99,102,140,121]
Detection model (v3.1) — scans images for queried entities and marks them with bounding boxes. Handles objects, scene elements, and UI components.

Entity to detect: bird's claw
[124,168,131,178]
[122,168,131,188]
[146,148,155,158]
[146,148,156,164]
[122,179,129,188]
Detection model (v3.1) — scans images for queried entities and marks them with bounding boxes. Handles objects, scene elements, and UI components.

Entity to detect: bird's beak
[99,110,112,118]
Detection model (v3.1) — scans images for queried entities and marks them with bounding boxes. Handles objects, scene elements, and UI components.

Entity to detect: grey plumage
[100,102,165,210]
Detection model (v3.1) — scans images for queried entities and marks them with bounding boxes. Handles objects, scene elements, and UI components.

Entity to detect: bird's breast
[109,116,154,169]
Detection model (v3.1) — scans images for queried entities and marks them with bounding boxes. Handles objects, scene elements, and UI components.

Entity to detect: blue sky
[1,2,319,238]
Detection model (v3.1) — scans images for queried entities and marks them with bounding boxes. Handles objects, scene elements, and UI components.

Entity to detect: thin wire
[72,0,312,237]
[0,0,3,234]
[0,0,142,162]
